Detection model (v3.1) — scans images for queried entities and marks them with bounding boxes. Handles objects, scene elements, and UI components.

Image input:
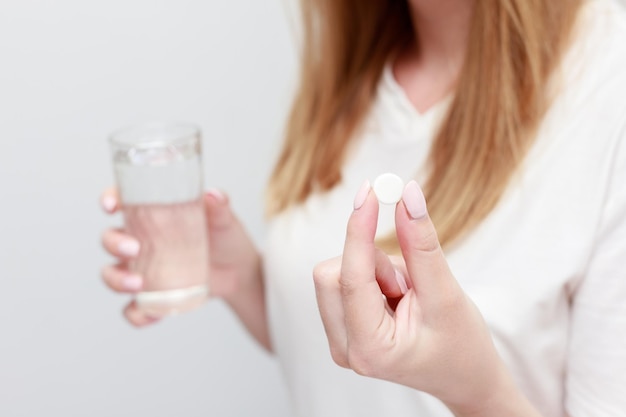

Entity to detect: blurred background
[0,1,296,416]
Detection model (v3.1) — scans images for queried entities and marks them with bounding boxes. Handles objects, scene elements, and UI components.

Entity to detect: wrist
[446,363,541,417]
[220,253,272,351]
[221,252,264,305]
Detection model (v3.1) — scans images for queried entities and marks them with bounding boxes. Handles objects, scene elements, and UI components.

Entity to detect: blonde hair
[267,0,583,249]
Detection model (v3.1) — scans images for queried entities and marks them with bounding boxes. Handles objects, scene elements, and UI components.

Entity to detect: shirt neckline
[381,62,452,122]
[374,63,452,136]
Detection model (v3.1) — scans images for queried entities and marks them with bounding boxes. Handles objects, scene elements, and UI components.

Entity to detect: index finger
[340,183,390,344]
[100,187,120,213]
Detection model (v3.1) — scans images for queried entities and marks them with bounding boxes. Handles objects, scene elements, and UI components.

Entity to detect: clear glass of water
[109,122,210,317]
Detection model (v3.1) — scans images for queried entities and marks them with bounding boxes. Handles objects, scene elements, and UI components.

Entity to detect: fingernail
[205,188,226,203]
[402,180,427,219]
[353,180,371,210]
[118,240,140,257]
[122,274,143,291]
[395,269,408,295]
[102,196,116,212]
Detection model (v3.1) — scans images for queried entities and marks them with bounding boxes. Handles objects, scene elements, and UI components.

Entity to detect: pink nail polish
[353,180,371,210]
[402,180,427,219]
[119,240,140,257]
[123,274,143,291]
[102,196,116,212]
[205,188,225,202]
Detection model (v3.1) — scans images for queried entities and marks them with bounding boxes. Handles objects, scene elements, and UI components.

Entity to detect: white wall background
[0,1,296,416]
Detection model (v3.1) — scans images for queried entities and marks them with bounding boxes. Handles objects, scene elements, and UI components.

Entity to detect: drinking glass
[109,122,210,317]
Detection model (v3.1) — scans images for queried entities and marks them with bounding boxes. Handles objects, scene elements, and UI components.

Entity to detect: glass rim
[109,121,201,149]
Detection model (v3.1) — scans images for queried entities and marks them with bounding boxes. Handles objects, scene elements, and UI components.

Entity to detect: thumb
[395,181,454,300]
[204,188,235,231]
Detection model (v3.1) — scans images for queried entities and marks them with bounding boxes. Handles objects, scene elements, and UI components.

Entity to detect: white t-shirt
[264,0,626,416]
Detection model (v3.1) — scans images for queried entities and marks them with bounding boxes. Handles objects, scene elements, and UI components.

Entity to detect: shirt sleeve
[565,123,626,416]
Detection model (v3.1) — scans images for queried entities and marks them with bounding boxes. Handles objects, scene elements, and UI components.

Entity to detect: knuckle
[123,308,143,328]
[346,343,395,378]
[338,276,359,297]
[329,346,349,369]
[312,258,340,287]
[311,264,326,284]
[100,265,113,282]
[126,316,144,328]
[100,230,111,247]
[101,230,120,254]
[347,350,377,377]
[101,265,127,292]
[413,230,441,255]
[408,243,443,268]
[401,222,441,256]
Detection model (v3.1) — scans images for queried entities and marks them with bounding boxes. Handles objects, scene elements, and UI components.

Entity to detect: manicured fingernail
[353,180,371,210]
[118,240,140,257]
[395,269,408,295]
[122,274,143,291]
[102,196,116,212]
[205,188,226,202]
[402,180,427,219]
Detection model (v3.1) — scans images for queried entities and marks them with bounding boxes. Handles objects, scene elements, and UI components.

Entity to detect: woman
[101,0,626,415]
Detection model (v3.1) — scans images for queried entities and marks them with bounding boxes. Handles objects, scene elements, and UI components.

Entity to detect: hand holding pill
[313,177,510,411]
[372,173,405,205]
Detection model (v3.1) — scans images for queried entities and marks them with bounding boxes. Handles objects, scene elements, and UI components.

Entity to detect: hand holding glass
[109,123,210,317]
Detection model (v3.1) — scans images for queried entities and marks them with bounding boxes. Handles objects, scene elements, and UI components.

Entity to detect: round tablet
[373,173,404,205]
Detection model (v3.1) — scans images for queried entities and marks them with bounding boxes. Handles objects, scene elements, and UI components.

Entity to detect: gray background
[0,1,295,416]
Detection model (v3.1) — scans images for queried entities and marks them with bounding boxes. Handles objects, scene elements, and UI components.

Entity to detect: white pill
[373,173,404,205]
